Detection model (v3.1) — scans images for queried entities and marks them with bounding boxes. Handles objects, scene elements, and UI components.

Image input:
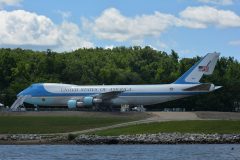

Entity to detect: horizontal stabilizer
[183,84,212,91]
[184,84,222,92]
[214,86,222,90]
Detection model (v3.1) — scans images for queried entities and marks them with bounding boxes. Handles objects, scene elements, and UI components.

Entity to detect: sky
[0,0,240,59]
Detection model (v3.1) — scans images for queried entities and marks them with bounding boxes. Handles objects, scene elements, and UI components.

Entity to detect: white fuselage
[13,52,220,109]
[19,83,210,107]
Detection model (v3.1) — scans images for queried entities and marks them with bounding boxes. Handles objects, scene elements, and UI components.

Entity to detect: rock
[1,133,240,144]
[74,133,240,144]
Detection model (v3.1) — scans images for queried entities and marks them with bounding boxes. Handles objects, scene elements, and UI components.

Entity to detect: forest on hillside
[0,47,239,111]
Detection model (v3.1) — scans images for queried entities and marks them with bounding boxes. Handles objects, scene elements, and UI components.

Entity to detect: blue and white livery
[11,53,221,111]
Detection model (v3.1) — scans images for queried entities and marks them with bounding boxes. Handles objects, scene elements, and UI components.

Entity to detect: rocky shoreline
[0,133,240,144]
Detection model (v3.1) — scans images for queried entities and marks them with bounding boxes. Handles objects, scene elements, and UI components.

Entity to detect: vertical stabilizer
[173,52,220,84]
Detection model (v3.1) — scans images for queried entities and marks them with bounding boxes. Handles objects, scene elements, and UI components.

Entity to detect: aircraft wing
[94,91,123,101]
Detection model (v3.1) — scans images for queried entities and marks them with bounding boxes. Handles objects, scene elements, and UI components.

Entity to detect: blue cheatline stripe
[30,91,208,97]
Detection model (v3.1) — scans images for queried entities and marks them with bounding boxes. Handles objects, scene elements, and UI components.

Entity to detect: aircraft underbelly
[25,96,82,106]
[112,95,189,105]
[25,95,190,106]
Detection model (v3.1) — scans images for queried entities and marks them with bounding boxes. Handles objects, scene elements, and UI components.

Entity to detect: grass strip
[0,116,139,134]
[91,120,240,136]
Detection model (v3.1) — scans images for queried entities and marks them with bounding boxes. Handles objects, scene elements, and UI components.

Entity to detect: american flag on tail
[198,61,211,72]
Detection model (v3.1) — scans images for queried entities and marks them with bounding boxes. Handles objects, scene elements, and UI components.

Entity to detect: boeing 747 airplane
[11,52,221,111]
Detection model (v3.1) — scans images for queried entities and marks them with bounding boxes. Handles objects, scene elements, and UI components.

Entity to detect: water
[0,144,239,160]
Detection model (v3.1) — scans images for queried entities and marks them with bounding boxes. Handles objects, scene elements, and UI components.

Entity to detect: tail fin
[173,52,220,84]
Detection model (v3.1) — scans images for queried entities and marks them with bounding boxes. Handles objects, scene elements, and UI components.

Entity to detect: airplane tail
[173,52,220,84]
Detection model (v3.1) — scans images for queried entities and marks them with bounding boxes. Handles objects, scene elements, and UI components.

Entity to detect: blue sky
[0,0,240,59]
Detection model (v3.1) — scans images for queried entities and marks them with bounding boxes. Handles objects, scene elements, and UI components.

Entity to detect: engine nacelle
[67,99,78,109]
[83,97,94,106]
[67,97,102,108]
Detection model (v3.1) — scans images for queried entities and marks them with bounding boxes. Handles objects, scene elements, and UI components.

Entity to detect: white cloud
[0,10,93,51]
[55,10,72,20]
[0,0,22,9]
[153,41,168,50]
[1,7,240,51]
[180,6,240,28]
[56,21,93,51]
[0,10,57,46]
[198,0,234,5]
[177,19,207,29]
[84,8,178,42]
[83,7,240,42]
[104,45,114,49]
[229,40,240,46]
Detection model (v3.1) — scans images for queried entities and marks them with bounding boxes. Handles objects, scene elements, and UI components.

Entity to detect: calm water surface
[0,144,239,160]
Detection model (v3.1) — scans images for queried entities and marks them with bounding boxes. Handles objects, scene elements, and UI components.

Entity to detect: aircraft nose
[17,88,29,97]
[17,90,25,97]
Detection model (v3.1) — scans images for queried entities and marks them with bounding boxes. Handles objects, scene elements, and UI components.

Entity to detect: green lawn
[0,116,141,134]
[91,120,240,136]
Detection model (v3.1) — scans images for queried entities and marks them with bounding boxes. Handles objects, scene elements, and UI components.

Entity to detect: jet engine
[67,97,102,108]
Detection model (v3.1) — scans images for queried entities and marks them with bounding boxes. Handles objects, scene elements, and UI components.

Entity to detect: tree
[0,47,239,111]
